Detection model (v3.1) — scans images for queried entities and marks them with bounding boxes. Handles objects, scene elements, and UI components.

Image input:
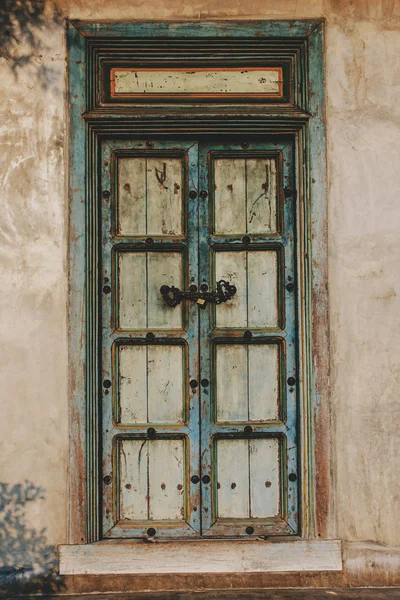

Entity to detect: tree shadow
[0,0,63,89]
[0,481,65,597]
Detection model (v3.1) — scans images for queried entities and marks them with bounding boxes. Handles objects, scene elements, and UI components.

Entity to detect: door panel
[216,438,280,520]
[213,157,278,235]
[117,250,184,330]
[117,343,186,425]
[214,248,280,329]
[101,138,298,539]
[119,438,186,522]
[101,140,200,539]
[199,141,298,537]
[117,156,184,237]
[215,342,281,423]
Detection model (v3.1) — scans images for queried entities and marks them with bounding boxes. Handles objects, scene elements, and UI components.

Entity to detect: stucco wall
[0,0,399,583]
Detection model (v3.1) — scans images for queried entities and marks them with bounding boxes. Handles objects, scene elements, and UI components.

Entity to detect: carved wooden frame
[67,19,329,548]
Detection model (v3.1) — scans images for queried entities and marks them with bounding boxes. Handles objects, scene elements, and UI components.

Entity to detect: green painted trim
[67,19,327,544]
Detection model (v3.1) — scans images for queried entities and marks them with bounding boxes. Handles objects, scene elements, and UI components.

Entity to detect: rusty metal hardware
[160,280,237,308]
[244,330,252,340]
[246,526,254,535]
[103,475,112,485]
[103,380,111,388]
[202,475,211,484]
[191,475,200,484]
[147,527,156,536]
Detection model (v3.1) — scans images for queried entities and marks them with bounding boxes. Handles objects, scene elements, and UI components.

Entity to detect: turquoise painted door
[100,138,298,539]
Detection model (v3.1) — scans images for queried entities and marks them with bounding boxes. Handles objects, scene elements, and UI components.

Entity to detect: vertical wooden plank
[248,344,279,421]
[214,159,246,234]
[217,439,249,518]
[118,345,148,424]
[119,439,148,521]
[249,438,280,518]
[147,252,183,329]
[147,345,184,424]
[146,158,183,236]
[246,159,277,235]
[215,251,247,328]
[117,158,147,236]
[149,440,185,521]
[247,251,278,328]
[216,345,248,422]
[119,252,147,329]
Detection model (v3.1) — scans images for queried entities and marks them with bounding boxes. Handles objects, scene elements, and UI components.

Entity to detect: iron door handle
[160,280,237,308]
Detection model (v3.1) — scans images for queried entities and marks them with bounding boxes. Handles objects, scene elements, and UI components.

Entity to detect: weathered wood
[59,540,343,574]
[214,159,246,234]
[118,252,147,330]
[247,251,278,328]
[147,345,183,424]
[112,68,282,97]
[215,251,247,328]
[217,439,249,518]
[118,345,148,424]
[246,158,277,234]
[249,438,280,518]
[147,252,183,329]
[117,158,147,236]
[216,344,248,422]
[148,439,185,521]
[248,344,279,421]
[146,158,183,236]
[119,439,149,521]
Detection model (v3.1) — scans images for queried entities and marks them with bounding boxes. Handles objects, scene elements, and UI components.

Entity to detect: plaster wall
[0,0,399,582]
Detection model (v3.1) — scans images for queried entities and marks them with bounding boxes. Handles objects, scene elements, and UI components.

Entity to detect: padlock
[197,298,207,308]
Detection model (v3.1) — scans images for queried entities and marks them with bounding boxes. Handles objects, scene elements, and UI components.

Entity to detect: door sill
[59,539,342,575]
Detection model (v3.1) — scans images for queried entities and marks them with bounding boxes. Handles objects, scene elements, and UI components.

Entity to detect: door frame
[67,19,329,546]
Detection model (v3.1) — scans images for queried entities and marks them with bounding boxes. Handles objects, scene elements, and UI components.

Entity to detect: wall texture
[0,0,399,588]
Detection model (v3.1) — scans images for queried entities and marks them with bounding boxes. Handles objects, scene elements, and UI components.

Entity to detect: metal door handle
[160,280,237,308]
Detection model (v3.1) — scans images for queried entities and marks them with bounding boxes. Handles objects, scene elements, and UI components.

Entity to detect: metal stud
[189,190,197,200]
[200,190,208,199]
[103,285,111,294]
[190,379,198,389]
[191,475,200,484]
[287,376,296,386]
[147,527,156,536]
[147,428,156,438]
[289,473,297,482]
[242,235,251,245]
[246,526,254,535]
[244,425,253,434]
[103,380,111,389]
[244,331,252,341]
[202,475,211,484]
[102,190,111,199]
[103,475,112,485]
[146,332,155,342]
[286,282,295,292]
[201,378,209,387]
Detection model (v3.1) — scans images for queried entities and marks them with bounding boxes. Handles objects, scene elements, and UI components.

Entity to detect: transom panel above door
[100,138,299,539]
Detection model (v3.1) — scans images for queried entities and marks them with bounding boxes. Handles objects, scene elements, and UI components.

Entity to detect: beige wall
[0,0,399,575]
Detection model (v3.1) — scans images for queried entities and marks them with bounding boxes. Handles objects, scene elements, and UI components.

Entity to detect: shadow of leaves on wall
[0,0,63,89]
[0,481,65,596]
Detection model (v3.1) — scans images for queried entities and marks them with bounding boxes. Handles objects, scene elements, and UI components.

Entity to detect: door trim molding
[67,20,328,547]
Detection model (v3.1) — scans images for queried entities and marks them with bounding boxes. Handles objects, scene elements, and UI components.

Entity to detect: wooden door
[100,138,299,539]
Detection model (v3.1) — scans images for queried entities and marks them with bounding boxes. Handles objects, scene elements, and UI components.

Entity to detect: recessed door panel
[117,343,185,425]
[117,157,184,237]
[215,342,281,423]
[214,249,279,329]
[118,250,184,330]
[119,438,186,522]
[213,156,278,235]
[216,438,280,520]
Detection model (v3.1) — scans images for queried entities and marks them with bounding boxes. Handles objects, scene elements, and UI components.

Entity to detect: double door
[100,138,299,538]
